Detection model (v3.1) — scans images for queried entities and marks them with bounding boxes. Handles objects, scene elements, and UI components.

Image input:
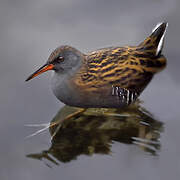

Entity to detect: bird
[26,22,168,109]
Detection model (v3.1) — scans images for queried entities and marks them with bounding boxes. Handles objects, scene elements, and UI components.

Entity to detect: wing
[77,46,129,88]
[73,46,153,95]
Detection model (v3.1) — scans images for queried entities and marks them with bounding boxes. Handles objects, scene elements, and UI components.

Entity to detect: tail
[139,22,168,57]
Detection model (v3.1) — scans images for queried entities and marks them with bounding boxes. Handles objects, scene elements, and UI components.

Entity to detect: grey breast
[51,73,136,108]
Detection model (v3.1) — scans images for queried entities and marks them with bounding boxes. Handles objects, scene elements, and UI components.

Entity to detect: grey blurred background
[0,0,180,180]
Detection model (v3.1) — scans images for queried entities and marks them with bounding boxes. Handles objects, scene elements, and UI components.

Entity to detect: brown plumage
[71,23,167,106]
[74,46,166,93]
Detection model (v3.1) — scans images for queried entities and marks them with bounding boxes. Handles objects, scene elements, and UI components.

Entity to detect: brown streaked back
[72,45,166,95]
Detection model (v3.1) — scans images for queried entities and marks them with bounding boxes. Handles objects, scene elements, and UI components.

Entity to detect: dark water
[1,0,180,180]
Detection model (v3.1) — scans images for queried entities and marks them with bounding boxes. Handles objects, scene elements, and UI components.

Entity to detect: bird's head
[26,45,83,81]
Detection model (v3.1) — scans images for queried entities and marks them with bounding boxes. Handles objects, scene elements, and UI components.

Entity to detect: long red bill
[25,63,54,81]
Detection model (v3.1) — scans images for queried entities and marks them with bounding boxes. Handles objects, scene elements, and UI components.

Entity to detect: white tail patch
[152,22,168,56]
[152,22,163,33]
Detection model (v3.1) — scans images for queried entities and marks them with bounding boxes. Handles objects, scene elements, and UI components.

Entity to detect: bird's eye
[56,56,64,63]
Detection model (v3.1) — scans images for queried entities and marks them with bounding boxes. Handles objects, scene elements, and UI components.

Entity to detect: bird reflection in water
[27,100,163,165]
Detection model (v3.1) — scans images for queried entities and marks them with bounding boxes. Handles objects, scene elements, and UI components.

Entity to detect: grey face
[25,45,84,82]
[47,45,84,74]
